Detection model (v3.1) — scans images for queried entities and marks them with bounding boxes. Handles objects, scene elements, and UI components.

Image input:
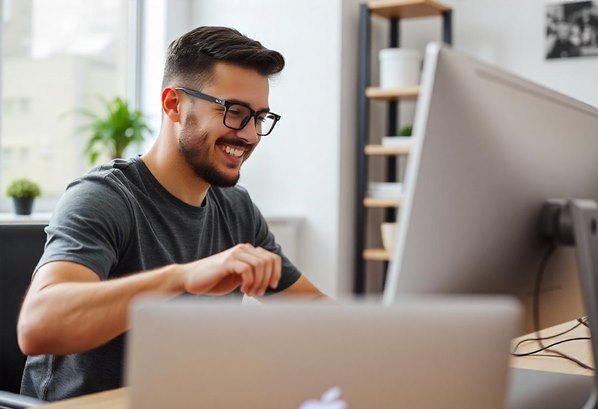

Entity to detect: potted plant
[382,124,413,147]
[78,97,152,164]
[5,178,41,215]
[397,125,413,137]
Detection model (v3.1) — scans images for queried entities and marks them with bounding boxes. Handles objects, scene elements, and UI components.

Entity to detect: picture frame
[546,1,598,59]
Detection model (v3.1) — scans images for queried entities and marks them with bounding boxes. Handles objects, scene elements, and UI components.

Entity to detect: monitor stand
[533,199,598,409]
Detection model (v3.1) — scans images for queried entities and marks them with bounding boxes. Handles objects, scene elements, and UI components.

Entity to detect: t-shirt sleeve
[35,174,132,280]
[248,200,302,294]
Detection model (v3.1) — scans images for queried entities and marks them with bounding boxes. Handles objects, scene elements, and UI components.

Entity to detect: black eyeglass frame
[175,87,281,136]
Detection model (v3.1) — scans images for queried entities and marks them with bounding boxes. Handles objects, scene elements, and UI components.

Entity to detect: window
[0,0,136,211]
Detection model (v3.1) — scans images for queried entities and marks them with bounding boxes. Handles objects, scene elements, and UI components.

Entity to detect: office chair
[0,223,48,408]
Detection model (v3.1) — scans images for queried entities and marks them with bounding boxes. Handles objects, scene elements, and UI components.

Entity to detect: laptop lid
[126,296,521,409]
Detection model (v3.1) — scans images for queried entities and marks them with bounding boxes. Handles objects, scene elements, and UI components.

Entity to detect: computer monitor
[382,43,598,334]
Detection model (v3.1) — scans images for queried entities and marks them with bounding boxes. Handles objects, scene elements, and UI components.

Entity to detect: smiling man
[17,26,326,401]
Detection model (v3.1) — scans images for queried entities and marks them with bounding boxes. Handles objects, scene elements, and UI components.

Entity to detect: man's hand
[180,243,282,297]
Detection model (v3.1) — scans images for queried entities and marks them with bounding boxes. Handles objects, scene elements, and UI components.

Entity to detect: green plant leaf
[75,96,153,164]
[5,178,41,198]
[397,125,413,137]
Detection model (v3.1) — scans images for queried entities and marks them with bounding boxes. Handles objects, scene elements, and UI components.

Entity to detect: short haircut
[162,26,285,89]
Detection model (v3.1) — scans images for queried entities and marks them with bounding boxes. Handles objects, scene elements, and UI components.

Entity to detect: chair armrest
[0,391,46,408]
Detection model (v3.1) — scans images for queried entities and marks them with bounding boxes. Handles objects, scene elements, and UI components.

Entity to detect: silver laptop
[125,296,521,409]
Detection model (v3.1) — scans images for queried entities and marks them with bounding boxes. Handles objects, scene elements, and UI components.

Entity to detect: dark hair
[162,26,285,89]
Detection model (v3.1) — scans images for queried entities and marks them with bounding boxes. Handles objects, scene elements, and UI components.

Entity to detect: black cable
[512,319,585,350]
[510,242,594,371]
[578,316,589,327]
[519,353,593,370]
[532,243,556,340]
[512,337,591,356]
[512,337,594,370]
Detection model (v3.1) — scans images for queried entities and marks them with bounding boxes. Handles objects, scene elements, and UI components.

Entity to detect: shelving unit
[363,197,402,208]
[364,145,411,156]
[365,85,420,100]
[355,0,452,294]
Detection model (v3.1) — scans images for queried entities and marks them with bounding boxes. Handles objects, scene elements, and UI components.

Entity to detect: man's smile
[221,144,245,158]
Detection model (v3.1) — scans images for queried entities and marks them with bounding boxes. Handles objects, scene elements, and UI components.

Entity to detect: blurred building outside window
[0,0,138,213]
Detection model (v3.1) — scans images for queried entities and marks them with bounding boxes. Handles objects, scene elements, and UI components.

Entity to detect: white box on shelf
[367,182,403,199]
[381,136,412,148]
[381,222,398,252]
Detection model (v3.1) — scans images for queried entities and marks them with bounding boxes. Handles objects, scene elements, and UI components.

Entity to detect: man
[18,26,327,401]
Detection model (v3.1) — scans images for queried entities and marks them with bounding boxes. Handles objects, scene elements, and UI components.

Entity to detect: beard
[178,127,242,188]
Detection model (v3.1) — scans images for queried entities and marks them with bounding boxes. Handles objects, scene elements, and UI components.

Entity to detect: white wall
[157,0,361,296]
[397,0,598,107]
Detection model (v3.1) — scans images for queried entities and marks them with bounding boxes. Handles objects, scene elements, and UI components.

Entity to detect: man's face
[176,63,270,187]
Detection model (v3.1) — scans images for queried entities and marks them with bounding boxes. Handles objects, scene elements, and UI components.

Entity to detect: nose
[235,118,261,145]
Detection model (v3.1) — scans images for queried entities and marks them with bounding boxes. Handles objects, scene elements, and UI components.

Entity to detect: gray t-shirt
[20,157,301,401]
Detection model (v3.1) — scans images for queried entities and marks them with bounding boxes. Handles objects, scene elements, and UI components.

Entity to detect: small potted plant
[77,97,152,164]
[397,125,413,137]
[382,124,413,147]
[6,178,41,215]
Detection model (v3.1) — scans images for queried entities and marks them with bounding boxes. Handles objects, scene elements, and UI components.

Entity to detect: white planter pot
[379,48,422,89]
[382,136,412,147]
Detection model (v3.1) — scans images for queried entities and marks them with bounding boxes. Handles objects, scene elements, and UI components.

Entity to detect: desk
[510,319,593,376]
[39,388,128,409]
[38,320,594,409]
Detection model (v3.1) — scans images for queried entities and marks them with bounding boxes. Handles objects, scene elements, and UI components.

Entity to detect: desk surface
[510,319,593,376]
[40,388,128,409]
[38,320,594,409]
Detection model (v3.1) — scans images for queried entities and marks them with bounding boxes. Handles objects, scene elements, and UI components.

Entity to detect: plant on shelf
[78,97,152,164]
[382,124,413,147]
[5,178,41,215]
[397,125,413,137]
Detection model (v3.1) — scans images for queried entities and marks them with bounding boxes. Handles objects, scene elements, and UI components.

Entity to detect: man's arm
[264,275,332,301]
[18,243,280,356]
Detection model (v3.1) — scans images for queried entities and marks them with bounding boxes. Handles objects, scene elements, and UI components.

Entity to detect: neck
[141,126,210,207]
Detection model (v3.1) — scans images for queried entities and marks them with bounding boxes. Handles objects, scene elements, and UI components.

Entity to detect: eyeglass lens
[225,104,276,136]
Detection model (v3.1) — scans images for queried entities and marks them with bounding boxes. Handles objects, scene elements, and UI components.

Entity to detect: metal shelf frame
[354,2,453,294]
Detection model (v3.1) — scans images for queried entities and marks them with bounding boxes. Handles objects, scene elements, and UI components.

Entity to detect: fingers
[184,244,282,296]
[229,244,281,297]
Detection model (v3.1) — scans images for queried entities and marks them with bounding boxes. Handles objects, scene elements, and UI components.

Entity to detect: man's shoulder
[83,158,138,179]
[68,158,141,191]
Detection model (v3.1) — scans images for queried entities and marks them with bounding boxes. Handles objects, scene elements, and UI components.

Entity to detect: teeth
[224,145,244,158]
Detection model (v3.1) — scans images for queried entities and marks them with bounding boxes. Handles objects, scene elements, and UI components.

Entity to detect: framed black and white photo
[546,1,598,59]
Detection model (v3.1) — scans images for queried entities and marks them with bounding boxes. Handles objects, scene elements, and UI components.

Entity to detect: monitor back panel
[384,44,598,331]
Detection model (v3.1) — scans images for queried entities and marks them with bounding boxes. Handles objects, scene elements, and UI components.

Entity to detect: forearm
[19,243,291,355]
[18,265,183,355]
[264,275,331,301]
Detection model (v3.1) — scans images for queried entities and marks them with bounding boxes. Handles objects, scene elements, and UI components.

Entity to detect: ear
[161,87,181,122]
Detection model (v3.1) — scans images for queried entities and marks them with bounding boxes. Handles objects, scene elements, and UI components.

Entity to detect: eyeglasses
[175,87,281,136]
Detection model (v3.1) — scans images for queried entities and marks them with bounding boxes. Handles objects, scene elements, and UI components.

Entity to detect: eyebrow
[226,98,270,113]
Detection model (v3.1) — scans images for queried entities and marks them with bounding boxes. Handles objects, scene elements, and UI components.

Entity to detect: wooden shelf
[364,197,401,208]
[368,0,450,19]
[363,248,391,261]
[365,144,410,156]
[366,86,420,100]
